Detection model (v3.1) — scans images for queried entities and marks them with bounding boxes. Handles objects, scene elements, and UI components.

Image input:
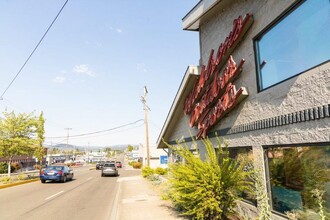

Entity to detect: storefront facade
[157,0,329,219]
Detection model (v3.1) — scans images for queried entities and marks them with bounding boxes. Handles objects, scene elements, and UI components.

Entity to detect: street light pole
[65,128,72,161]
[141,86,150,167]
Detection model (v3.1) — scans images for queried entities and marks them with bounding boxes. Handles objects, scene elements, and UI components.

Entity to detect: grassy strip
[0,178,39,189]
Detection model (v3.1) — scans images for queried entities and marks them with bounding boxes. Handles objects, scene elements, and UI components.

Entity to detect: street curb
[0,178,39,189]
[110,179,122,220]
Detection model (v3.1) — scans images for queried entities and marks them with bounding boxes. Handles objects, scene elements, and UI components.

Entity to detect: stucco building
[157,0,330,219]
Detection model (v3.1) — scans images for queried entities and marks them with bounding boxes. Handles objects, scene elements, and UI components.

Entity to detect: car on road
[40,165,74,183]
[101,163,118,177]
[115,161,122,168]
[96,161,105,170]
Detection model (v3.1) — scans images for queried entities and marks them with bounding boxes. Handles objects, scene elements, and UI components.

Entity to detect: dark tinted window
[46,166,63,171]
[104,163,115,167]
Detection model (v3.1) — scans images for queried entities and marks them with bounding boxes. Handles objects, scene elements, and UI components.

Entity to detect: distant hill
[45,143,136,151]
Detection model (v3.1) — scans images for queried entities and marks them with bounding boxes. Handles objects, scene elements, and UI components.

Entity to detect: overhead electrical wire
[67,123,145,140]
[46,119,145,139]
[44,138,67,146]
[0,0,69,99]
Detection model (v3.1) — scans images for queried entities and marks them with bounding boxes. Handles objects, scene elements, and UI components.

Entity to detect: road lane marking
[87,177,92,180]
[45,191,64,200]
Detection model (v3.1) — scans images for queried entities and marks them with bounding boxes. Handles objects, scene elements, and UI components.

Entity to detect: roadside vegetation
[0,111,45,176]
[162,137,254,220]
[0,172,39,185]
[128,161,142,169]
[142,166,168,184]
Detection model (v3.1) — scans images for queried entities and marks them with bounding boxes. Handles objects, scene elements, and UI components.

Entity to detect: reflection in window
[228,147,256,204]
[266,145,330,218]
[255,0,330,90]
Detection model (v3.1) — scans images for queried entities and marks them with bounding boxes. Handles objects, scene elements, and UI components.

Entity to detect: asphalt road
[0,164,141,220]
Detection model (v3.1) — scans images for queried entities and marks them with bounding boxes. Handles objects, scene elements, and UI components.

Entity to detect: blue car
[40,165,74,183]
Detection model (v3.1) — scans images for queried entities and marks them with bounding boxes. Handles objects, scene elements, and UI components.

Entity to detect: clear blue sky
[0,0,199,148]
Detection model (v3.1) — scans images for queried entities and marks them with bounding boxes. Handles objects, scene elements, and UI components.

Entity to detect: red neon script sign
[183,13,253,139]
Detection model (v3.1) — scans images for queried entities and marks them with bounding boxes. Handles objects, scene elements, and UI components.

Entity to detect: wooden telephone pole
[141,86,150,166]
[65,128,72,161]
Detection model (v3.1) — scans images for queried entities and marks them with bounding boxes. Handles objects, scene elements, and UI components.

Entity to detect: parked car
[96,161,105,170]
[101,163,118,177]
[115,161,122,168]
[40,165,74,183]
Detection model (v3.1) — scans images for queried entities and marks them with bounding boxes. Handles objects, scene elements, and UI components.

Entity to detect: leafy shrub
[34,164,42,170]
[142,166,154,178]
[165,137,253,220]
[0,162,15,173]
[147,174,161,185]
[0,162,7,173]
[11,162,21,171]
[16,174,25,181]
[132,161,142,169]
[154,167,168,175]
[1,176,11,183]
[67,162,76,167]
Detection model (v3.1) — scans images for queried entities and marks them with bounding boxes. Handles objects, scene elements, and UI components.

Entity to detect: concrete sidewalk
[111,174,186,220]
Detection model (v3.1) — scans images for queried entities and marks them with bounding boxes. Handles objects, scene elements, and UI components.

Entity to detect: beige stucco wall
[167,1,329,218]
[168,0,330,149]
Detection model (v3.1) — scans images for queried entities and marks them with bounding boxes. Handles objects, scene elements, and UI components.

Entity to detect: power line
[0,0,69,99]
[0,97,70,129]
[44,138,67,146]
[46,119,145,139]
[66,123,144,140]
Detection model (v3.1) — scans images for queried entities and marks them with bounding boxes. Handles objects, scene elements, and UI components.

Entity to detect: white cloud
[72,64,95,77]
[53,76,66,83]
[136,63,147,72]
[109,26,123,34]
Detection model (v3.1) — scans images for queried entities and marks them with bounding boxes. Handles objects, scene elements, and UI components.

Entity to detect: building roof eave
[182,0,231,31]
[156,65,199,149]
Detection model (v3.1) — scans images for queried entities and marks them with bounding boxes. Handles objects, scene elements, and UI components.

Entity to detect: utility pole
[141,86,150,167]
[65,128,72,161]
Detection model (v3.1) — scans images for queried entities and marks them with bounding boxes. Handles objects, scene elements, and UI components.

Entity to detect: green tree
[34,111,45,169]
[0,111,39,176]
[104,147,112,158]
[104,147,111,152]
[75,148,83,156]
[165,137,253,220]
[127,145,134,152]
[50,147,60,154]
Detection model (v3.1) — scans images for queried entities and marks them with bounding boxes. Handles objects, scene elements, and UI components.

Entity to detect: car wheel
[41,180,46,183]
[62,175,67,183]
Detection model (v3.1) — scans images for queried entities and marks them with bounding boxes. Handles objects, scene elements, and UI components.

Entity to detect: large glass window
[255,0,330,90]
[265,145,330,218]
[228,147,256,204]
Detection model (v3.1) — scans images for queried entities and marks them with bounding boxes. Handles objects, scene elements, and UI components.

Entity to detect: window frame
[253,0,330,92]
[263,142,330,217]
[227,146,256,205]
